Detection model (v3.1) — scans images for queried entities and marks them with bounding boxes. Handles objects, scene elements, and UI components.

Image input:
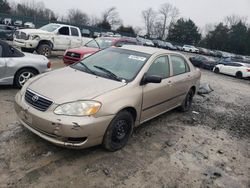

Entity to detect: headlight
[54,101,102,116]
[29,35,40,40]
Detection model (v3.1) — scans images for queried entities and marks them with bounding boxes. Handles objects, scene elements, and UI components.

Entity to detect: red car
[63,37,138,65]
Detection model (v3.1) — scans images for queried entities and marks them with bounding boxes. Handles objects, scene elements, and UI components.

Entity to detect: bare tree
[89,15,100,26]
[142,8,156,36]
[67,8,89,26]
[101,7,122,29]
[134,26,143,35]
[158,3,179,39]
[224,14,248,27]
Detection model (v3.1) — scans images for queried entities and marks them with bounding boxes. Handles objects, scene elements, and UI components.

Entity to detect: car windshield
[85,38,113,49]
[40,24,60,32]
[71,48,151,81]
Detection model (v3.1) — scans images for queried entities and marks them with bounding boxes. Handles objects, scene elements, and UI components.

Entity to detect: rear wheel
[14,68,37,88]
[180,89,194,112]
[235,71,243,79]
[103,111,134,152]
[214,67,220,74]
[37,44,51,57]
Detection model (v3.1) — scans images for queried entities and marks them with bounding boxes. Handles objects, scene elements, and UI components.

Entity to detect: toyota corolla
[15,45,201,151]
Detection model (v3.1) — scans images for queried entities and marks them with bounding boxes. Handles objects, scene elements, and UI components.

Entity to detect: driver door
[140,55,176,123]
[53,26,71,50]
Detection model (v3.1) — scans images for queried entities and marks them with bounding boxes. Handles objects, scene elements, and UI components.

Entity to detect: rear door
[168,55,192,105]
[53,26,71,50]
[70,27,82,48]
[0,45,7,81]
[141,55,176,122]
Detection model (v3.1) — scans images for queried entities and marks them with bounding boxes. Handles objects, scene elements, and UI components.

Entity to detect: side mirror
[140,74,162,85]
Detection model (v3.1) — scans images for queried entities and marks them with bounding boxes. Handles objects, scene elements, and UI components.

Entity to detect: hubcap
[112,120,129,142]
[43,47,49,56]
[19,72,34,86]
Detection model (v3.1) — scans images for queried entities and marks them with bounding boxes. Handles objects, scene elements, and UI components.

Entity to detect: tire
[214,67,220,74]
[103,111,134,152]
[180,89,194,112]
[21,47,35,53]
[14,68,38,89]
[36,44,51,57]
[235,71,243,79]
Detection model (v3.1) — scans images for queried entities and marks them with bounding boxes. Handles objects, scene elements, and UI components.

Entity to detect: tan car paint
[15,46,201,149]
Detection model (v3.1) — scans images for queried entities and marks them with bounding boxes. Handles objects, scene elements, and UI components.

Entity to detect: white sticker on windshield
[128,55,146,62]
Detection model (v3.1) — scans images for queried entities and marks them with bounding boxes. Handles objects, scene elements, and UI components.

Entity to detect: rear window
[171,55,190,76]
[71,27,79,37]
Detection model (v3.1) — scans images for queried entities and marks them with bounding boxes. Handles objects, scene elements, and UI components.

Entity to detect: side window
[58,27,70,36]
[0,45,2,57]
[70,27,79,37]
[147,56,170,78]
[171,55,190,76]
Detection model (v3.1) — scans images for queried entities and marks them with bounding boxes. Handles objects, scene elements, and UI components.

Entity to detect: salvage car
[183,45,199,53]
[189,55,218,70]
[63,37,138,65]
[13,23,87,57]
[0,40,51,88]
[15,45,201,151]
[213,61,250,79]
[0,24,15,40]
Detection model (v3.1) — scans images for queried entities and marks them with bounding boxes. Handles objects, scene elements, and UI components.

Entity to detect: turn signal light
[47,61,51,68]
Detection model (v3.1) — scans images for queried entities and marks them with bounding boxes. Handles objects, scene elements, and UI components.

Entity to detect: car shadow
[0,85,19,90]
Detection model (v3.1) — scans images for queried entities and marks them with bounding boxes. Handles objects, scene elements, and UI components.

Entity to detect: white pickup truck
[13,23,92,57]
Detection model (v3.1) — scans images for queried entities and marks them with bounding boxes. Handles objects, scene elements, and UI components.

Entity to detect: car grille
[66,52,81,59]
[25,89,53,112]
[15,31,28,40]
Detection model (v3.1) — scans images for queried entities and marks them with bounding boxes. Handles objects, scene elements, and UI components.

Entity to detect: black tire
[36,44,51,57]
[14,68,38,89]
[103,111,134,152]
[180,89,194,112]
[21,47,35,53]
[214,67,220,74]
[235,71,243,79]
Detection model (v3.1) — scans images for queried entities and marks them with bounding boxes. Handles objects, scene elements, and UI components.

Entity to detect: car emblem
[32,95,39,102]
[71,53,75,57]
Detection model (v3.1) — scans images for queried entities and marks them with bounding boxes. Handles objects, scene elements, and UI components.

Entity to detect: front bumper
[13,38,39,49]
[14,92,114,149]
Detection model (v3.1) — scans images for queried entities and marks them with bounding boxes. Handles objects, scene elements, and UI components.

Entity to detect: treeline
[200,22,250,55]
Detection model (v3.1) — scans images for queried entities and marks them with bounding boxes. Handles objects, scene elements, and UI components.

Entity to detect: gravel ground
[0,61,249,188]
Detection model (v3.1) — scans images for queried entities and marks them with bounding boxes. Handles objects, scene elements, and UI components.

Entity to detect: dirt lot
[0,60,250,188]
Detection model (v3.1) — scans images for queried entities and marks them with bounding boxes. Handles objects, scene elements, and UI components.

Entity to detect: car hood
[67,47,99,55]
[27,67,127,104]
[17,29,51,35]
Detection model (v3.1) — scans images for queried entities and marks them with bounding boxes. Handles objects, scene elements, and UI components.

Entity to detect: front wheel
[103,111,134,152]
[14,68,37,88]
[37,44,51,57]
[180,89,194,112]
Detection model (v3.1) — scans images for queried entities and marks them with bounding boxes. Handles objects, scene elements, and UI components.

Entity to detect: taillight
[247,69,250,72]
[47,61,51,68]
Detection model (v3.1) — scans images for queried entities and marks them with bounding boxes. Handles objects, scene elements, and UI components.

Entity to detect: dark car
[164,42,177,50]
[189,55,218,70]
[0,24,15,40]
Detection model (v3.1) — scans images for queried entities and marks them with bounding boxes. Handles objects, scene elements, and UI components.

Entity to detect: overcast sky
[15,0,250,28]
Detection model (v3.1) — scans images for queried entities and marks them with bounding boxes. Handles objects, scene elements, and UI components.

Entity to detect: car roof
[119,45,180,55]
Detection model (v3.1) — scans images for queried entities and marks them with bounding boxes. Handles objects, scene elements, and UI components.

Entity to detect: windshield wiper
[78,62,97,75]
[94,66,122,81]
